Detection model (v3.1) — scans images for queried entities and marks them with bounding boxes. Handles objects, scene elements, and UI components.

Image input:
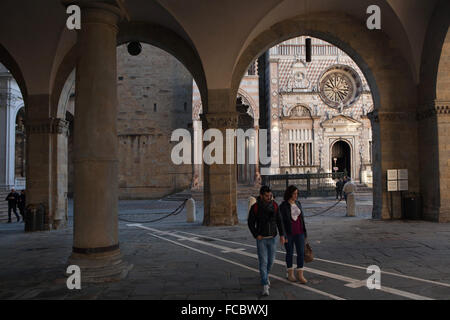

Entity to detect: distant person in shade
[335,178,344,200]
[4,188,19,223]
[17,190,26,222]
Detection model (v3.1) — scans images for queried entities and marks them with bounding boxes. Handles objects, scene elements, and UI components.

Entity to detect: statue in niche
[287,59,310,91]
[338,102,344,114]
[282,105,290,117]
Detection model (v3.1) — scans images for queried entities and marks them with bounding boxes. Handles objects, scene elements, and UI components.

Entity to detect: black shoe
[7,220,11,223]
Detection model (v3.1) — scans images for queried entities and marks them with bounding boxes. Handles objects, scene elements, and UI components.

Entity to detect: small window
[289,143,313,166]
[154,103,157,112]
[184,102,187,112]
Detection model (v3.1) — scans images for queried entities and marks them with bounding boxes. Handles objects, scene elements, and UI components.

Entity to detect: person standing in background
[17,190,26,222]
[5,188,19,223]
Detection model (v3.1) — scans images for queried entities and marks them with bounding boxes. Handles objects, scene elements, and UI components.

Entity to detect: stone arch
[0,44,28,104]
[231,12,421,220]
[418,0,450,222]
[51,22,208,119]
[330,138,353,178]
[237,88,258,121]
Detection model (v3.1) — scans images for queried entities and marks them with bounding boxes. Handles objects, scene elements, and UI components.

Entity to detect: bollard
[343,180,357,217]
[346,193,356,217]
[186,198,196,222]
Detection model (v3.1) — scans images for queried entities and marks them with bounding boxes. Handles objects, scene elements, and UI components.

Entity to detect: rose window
[318,65,362,109]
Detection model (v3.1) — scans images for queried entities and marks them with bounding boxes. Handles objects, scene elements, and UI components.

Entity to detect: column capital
[201,112,239,130]
[367,110,416,123]
[417,100,450,121]
[26,118,69,136]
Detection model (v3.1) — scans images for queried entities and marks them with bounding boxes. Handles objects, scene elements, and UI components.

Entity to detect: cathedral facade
[266,37,373,185]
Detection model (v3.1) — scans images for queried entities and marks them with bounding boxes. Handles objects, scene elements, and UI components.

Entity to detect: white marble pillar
[0,72,22,190]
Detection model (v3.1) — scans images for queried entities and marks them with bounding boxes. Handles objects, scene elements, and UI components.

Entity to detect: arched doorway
[331,140,351,177]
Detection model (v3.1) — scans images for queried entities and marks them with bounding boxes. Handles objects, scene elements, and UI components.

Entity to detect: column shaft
[73,5,120,251]
[202,89,239,226]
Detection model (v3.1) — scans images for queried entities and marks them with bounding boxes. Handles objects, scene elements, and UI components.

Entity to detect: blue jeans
[256,237,277,285]
[284,233,305,269]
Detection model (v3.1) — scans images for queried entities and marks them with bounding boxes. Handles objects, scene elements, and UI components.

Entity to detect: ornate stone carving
[193,102,203,121]
[367,110,416,123]
[287,105,312,118]
[202,113,239,129]
[417,101,450,120]
[281,58,311,92]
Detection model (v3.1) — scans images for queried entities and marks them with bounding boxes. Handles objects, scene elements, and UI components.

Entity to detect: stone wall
[67,44,193,200]
[116,44,193,199]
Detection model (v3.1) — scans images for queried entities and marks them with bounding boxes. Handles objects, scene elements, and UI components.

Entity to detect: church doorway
[332,140,351,177]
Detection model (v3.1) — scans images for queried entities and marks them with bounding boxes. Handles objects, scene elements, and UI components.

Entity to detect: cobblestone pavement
[1,193,450,300]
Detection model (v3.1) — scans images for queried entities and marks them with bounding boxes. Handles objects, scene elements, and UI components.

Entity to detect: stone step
[0,191,10,223]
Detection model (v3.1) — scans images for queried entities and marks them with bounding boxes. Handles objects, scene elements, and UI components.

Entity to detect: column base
[68,249,133,283]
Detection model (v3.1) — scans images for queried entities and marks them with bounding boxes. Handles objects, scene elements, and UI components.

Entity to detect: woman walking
[280,185,308,284]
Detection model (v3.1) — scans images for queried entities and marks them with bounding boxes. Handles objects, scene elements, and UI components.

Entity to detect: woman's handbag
[304,241,314,263]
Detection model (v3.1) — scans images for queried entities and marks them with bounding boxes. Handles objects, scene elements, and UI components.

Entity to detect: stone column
[26,116,69,229]
[369,111,420,220]
[202,89,239,226]
[0,72,16,190]
[68,1,131,281]
[418,102,450,222]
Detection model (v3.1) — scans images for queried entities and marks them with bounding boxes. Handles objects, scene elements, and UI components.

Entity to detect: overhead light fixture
[127,41,142,56]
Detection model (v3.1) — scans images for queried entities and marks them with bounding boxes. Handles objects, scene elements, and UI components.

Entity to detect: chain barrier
[304,198,343,217]
[118,199,188,224]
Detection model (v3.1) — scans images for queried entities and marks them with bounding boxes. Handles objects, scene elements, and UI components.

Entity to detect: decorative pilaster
[26,118,69,136]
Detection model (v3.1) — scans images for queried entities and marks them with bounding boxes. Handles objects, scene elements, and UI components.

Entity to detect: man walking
[248,186,285,296]
[335,178,344,200]
[5,188,20,223]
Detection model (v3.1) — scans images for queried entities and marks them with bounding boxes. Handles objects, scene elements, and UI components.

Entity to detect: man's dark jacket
[279,200,308,238]
[5,192,18,208]
[248,197,285,239]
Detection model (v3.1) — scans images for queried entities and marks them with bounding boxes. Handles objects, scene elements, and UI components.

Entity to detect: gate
[262,172,344,198]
